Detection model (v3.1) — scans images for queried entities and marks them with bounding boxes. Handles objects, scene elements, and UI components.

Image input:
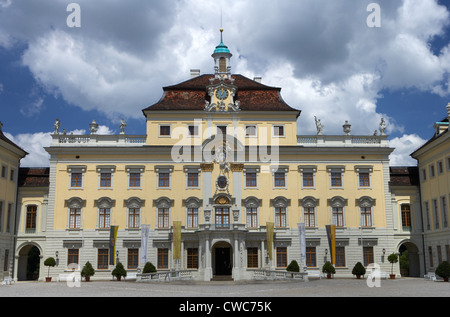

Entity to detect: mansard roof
[142,74,300,115]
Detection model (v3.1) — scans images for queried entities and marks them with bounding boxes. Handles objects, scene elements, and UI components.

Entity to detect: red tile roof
[389,167,419,187]
[18,168,50,187]
[143,74,301,115]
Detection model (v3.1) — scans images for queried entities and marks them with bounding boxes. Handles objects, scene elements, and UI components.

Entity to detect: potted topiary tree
[435,261,450,282]
[287,260,300,272]
[143,262,157,274]
[322,261,336,279]
[81,261,95,282]
[112,262,127,281]
[388,253,398,279]
[352,262,366,279]
[44,257,56,282]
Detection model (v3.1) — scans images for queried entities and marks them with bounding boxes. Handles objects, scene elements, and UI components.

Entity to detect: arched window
[95,197,115,229]
[65,197,86,229]
[183,197,202,229]
[125,197,145,229]
[243,197,262,228]
[328,196,348,228]
[271,197,290,228]
[153,197,174,229]
[300,197,319,228]
[219,57,227,73]
[356,196,376,228]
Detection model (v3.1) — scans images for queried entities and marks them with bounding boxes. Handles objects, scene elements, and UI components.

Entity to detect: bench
[424,272,437,281]
[2,276,15,285]
[307,270,322,279]
[124,272,137,280]
[57,273,81,282]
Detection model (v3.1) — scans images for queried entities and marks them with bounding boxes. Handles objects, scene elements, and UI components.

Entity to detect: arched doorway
[399,241,420,277]
[212,241,233,278]
[17,244,41,281]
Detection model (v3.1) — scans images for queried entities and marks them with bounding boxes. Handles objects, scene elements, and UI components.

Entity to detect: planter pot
[356,275,361,279]
[327,274,331,279]
[85,277,90,282]
[116,277,121,281]
[389,274,395,279]
[444,277,449,282]
[45,277,52,282]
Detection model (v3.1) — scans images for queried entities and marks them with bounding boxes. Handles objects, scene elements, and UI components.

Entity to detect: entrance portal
[17,245,40,281]
[212,242,232,277]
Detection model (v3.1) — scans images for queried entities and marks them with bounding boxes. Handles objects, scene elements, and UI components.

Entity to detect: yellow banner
[326,225,336,265]
[173,221,182,260]
[266,222,274,260]
[109,226,119,265]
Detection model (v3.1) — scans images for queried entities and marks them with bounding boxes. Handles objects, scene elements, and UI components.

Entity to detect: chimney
[190,69,200,78]
[253,77,262,83]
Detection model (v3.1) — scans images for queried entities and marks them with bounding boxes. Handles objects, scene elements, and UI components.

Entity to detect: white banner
[297,223,306,267]
[140,225,150,265]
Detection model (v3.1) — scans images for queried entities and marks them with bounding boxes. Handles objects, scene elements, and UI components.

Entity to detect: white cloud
[389,134,427,166]
[4,132,52,167]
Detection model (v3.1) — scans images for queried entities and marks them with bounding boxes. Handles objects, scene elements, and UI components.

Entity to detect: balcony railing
[51,134,147,147]
[297,135,389,147]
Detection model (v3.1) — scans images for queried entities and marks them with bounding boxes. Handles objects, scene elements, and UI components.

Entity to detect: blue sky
[0,0,449,166]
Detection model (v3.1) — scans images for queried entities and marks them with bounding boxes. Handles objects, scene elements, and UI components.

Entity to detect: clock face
[215,88,229,100]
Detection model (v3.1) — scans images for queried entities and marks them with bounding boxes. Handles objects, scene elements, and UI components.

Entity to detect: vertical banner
[140,225,150,265]
[266,222,274,260]
[297,223,306,268]
[325,225,336,265]
[109,225,119,265]
[173,221,182,260]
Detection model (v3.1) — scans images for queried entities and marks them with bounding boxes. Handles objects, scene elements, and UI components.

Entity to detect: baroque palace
[1,31,449,282]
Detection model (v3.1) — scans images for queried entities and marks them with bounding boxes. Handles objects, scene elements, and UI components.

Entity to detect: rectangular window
[68,249,79,266]
[359,173,370,187]
[274,172,286,187]
[246,207,258,228]
[363,247,374,267]
[1,165,7,178]
[303,172,314,187]
[245,125,257,137]
[128,208,140,229]
[425,202,431,230]
[159,125,171,136]
[360,207,372,227]
[69,208,81,229]
[306,247,316,267]
[187,173,198,188]
[3,250,9,272]
[215,207,230,228]
[188,125,199,136]
[6,203,12,233]
[158,248,169,269]
[217,126,227,135]
[158,208,170,229]
[332,207,344,228]
[97,249,109,270]
[10,169,14,182]
[430,165,435,178]
[276,247,287,268]
[158,172,170,188]
[100,173,112,188]
[129,173,141,188]
[26,205,37,232]
[438,161,444,174]
[187,208,198,229]
[246,172,257,188]
[441,197,448,228]
[433,199,440,229]
[304,207,315,228]
[99,208,111,229]
[401,204,412,229]
[0,201,3,232]
[127,248,139,269]
[428,246,434,268]
[273,125,285,137]
[335,247,346,267]
[71,172,82,188]
[331,172,342,187]
[247,248,259,268]
[275,207,287,228]
[187,248,198,269]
